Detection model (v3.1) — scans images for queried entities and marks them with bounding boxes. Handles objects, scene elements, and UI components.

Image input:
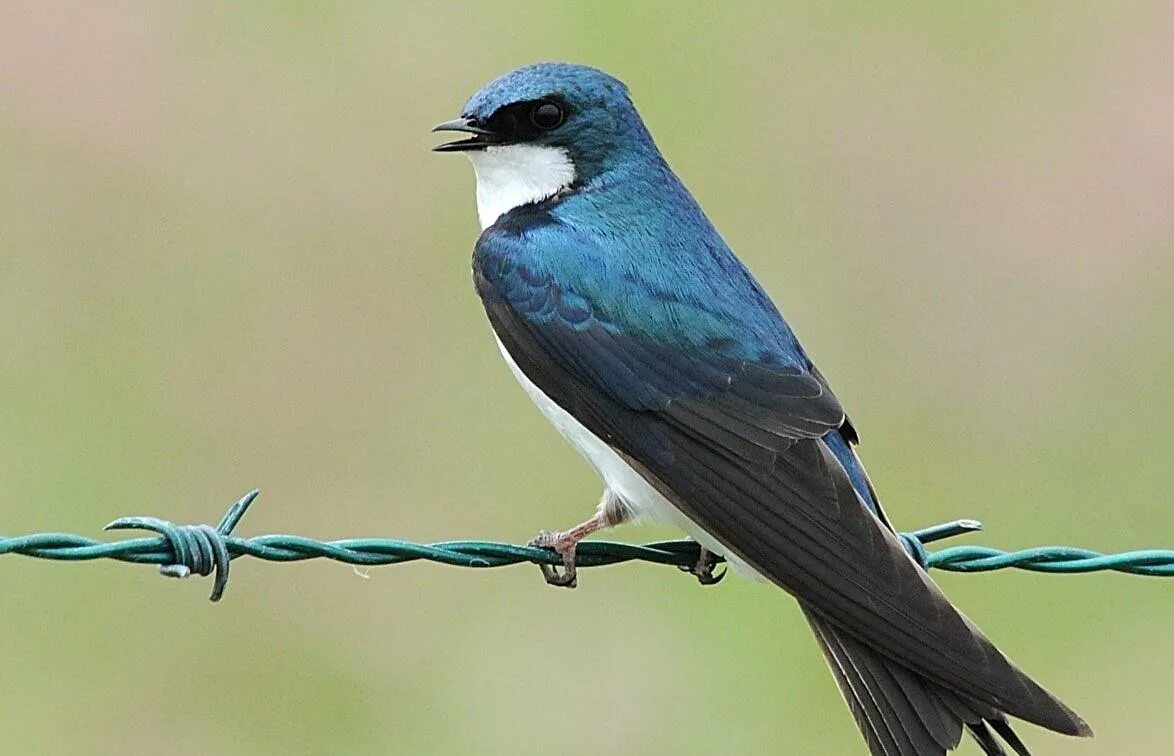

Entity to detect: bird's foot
[527,510,614,589]
[678,546,726,586]
[528,529,583,588]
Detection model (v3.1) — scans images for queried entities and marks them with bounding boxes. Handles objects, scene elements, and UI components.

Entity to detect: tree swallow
[434,62,1092,756]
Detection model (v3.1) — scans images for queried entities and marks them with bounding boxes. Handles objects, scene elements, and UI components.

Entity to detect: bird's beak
[432,116,504,152]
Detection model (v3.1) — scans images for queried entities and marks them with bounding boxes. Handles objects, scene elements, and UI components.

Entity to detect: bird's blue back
[476,125,880,512]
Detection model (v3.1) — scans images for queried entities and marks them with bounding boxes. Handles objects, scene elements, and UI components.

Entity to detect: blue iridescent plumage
[468,62,874,505]
[440,62,1090,756]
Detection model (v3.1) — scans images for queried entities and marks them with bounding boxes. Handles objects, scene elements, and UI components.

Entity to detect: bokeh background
[2,4,1171,755]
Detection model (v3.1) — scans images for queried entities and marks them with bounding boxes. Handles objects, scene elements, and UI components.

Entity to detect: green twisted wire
[1,490,1170,602]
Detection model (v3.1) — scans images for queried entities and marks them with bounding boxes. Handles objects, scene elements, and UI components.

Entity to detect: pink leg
[529,490,630,588]
[528,512,609,588]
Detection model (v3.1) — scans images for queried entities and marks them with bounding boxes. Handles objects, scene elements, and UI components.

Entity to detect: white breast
[493,336,765,580]
[468,144,576,229]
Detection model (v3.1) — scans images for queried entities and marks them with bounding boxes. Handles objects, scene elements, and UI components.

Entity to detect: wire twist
[102,490,257,601]
[1,490,1170,601]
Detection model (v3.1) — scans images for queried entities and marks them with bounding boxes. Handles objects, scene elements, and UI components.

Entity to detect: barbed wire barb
[1,489,1171,602]
[102,489,260,601]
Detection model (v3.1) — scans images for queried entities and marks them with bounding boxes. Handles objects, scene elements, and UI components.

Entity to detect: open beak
[432,117,504,152]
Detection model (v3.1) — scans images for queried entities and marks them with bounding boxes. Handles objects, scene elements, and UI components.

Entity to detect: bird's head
[434,62,654,229]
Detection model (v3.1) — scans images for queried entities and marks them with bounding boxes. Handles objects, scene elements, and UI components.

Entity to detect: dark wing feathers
[474,239,1089,752]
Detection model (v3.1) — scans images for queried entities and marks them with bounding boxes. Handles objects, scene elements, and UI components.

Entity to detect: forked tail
[802,607,1091,755]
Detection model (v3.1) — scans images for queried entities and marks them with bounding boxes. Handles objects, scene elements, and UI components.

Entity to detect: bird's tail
[802,606,1085,756]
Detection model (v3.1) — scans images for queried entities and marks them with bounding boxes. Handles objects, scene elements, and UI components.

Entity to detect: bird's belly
[493,336,767,580]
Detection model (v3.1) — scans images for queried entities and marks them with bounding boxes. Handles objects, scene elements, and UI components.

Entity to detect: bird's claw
[529,530,579,589]
[678,546,726,586]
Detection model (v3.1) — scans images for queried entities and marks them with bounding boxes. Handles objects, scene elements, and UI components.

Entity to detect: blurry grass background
[2,3,1172,754]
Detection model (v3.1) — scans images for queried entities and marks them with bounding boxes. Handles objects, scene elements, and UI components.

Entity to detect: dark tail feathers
[803,608,1089,755]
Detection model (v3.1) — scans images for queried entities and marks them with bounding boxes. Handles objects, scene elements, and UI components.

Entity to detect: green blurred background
[2,3,1171,755]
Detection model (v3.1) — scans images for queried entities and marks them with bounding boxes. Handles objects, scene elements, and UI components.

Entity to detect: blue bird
[434,63,1092,756]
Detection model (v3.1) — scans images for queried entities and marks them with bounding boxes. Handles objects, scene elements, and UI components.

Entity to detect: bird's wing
[473,225,1085,736]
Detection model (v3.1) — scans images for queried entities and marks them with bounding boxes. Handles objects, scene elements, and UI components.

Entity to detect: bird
[432,62,1093,756]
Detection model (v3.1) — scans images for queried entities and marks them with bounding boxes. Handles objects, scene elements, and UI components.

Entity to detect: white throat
[467,144,576,229]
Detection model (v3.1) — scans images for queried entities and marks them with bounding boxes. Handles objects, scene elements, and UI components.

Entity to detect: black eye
[530,100,565,130]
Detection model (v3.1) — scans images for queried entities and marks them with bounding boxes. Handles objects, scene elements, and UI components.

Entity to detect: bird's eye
[530,100,565,130]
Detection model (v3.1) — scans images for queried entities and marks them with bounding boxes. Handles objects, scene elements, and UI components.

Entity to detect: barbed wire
[1,490,1170,601]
